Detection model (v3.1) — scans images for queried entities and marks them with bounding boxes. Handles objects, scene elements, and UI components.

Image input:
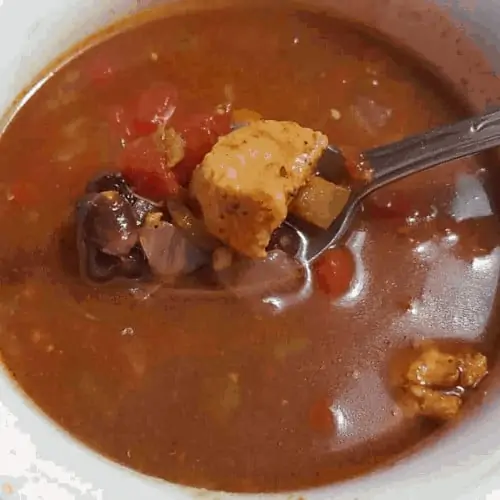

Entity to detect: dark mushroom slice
[268,223,302,256]
[78,243,151,284]
[120,245,151,280]
[76,189,152,284]
[86,171,158,225]
[86,171,135,203]
[78,190,139,257]
[80,245,122,284]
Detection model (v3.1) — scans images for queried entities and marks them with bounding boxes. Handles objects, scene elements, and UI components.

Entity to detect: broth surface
[0,2,499,492]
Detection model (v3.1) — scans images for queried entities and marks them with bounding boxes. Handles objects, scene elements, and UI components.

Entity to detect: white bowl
[1,1,500,499]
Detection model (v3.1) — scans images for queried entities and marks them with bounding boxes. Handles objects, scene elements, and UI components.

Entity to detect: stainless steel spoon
[295,107,500,263]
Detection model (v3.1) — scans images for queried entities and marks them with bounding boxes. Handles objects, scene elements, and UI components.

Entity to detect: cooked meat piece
[399,343,488,421]
[460,352,488,388]
[407,346,488,389]
[407,385,462,420]
[406,347,461,388]
[191,120,328,258]
[139,213,208,278]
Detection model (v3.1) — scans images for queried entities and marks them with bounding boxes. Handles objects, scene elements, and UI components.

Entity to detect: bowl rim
[2,0,500,499]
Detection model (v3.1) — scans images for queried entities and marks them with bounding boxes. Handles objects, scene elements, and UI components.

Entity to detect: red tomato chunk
[172,108,232,186]
[107,105,135,142]
[119,135,180,200]
[119,105,232,198]
[107,82,178,143]
[314,247,355,298]
[136,82,178,129]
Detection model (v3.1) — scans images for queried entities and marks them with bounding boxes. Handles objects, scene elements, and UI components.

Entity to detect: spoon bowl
[297,107,500,262]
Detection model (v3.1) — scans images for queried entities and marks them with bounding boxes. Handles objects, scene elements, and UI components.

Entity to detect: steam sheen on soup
[0,1,498,493]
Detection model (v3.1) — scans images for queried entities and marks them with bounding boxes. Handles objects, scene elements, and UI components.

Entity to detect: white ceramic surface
[1,0,500,499]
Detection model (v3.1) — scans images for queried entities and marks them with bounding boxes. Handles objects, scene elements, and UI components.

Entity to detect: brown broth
[0,2,499,493]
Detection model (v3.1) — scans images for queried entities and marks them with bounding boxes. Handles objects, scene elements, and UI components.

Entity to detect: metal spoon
[295,107,500,263]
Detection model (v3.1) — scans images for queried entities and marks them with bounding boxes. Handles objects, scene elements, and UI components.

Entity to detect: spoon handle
[364,108,500,190]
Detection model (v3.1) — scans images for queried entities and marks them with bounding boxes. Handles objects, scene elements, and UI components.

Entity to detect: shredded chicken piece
[408,385,462,420]
[406,347,461,388]
[461,352,488,388]
[400,344,488,421]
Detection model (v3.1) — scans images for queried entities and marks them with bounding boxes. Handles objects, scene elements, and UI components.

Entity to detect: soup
[0,0,498,493]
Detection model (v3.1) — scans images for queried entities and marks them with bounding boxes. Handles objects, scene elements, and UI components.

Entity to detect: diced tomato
[106,82,178,144]
[135,82,178,129]
[172,108,232,186]
[132,119,158,139]
[106,102,154,143]
[116,100,231,195]
[119,135,180,200]
[314,247,355,298]
[308,397,334,434]
[106,105,135,142]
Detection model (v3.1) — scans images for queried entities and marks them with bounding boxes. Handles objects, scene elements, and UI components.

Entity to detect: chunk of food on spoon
[75,99,353,294]
[191,120,333,258]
